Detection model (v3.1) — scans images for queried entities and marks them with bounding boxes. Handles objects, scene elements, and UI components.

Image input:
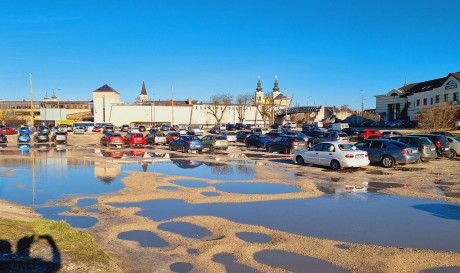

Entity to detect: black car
[0,133,7,144]
[225,124,236,131]
[235,123,246,130]
[341,127,359,136]
[138,125,146,132]
[121,124,130,132]
[408,134,451,157]
[236,130,253,142]
[244,134,272,149]
[265,135,307,154]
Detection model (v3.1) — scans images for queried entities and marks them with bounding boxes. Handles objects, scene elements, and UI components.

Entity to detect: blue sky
[1,0,459,110]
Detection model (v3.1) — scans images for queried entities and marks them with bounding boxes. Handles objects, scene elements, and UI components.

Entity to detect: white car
[73,126,85,134]
[219,131,237,143]
[293,141,369,170]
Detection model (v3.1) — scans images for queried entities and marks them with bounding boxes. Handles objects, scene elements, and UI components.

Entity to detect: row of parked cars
[2,125,68,145]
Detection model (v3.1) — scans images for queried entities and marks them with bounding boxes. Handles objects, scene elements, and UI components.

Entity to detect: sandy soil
[2,131,460,272]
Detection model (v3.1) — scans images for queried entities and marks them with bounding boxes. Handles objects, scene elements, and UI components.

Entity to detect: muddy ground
[2,132,460,273]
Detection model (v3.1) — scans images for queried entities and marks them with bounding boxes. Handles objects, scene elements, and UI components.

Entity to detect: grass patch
[0,219,110,264]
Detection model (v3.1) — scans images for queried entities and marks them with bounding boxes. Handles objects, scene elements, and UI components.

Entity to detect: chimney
[187,97,193,105]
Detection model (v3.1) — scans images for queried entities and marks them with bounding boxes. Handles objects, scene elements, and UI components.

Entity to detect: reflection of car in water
[171,159,203,169]
[17,144,31,155]
[125,150,145,157]
[101,150,125,159]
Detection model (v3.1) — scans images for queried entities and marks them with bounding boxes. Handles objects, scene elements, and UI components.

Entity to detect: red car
[166,132,180,144]
[358,129,382,140]
[124,132,146,147]
[100,132,124,148]
[0,126,18,135]
[92,126,102,132]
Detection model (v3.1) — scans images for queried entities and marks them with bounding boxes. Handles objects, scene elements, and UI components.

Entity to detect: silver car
[355,139,419,168]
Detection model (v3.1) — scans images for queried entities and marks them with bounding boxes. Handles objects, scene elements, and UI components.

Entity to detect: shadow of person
[0,235,61,273]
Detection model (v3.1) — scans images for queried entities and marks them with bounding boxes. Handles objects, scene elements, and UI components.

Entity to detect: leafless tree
[418,102,458,130]
[235,93,253,123]
[207,94,234,124]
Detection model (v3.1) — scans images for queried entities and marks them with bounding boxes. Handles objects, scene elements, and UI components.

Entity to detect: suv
[408,134,451,157]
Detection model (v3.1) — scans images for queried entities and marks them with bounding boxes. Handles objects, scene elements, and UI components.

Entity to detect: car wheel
[296,156,305,166]
[266,146,270,153]
[198,149,203,154]
[450,149,457,158]
[223,147,228,151]
[245,143,249,148]
[381,156,395,168]
[330,160,341,171]
[420,157,429,163]
[285,148,291,154]
[169,144,173,151]
[182,146,188,153]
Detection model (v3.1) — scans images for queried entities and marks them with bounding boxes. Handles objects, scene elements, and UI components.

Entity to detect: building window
[445,80,458,90]
[454,93,458,102]
[416,99,420,106]
[435,95,440,103]
[430,97,433,105]
[423,98,427,106]
[444,94,449,102]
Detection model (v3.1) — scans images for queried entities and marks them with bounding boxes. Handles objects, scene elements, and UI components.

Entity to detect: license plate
[430,148,435,151]
[356,154,364,159]
[412,149,419,153]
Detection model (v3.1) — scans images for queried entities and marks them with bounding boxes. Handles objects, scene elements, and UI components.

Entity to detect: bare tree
[418,102,458,130]
[207,94,234,124]
[235,93,253,123]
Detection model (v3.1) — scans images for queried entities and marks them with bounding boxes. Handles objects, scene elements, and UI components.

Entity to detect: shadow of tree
[0,234,61,272]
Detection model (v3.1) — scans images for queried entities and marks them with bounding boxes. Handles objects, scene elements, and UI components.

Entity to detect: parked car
[138,125,146,132]
[244,134,272,149]
[145,131,166,145]
[225,124,236,131]
[34,132,50,143]
[161,124,171,131]
[293,142,369,170]
[312,131,349,144]
[446,137,460,157]
[209,126,221,134]
[408,134,451,157]
[121,124,130,132]
[100,132,124,148]
[0,133,7,144]
[236,130,253,142]
[19,127,31,135]
[92,126,102,133]
[169,135,204,153]
[0,126,17,135]
[218,131,237,143]
[357,129,382,140]
[51,132,67,144]
[73,126,85,134]
[124,132,146,147]
[166,132,180,144]
[187,125,204,136]
[103,125,115,134]
[390,136,437,162]
[265,135,307,154]
[341,127,359,136]
[17,133,31,143]
[235,123,246,130]
[201,134,229,151]
[284,131,312,146]
[380,131,403,139]
[283,122,297,128]
[430,131,454,137]
[355,139,419,168]
[252,127,269,135]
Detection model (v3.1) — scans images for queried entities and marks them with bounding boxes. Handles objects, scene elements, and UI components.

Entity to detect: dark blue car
[18,133,31,143]
[169,135,204,153]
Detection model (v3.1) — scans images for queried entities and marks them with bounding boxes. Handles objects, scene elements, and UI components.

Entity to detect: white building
[375,72,460,121]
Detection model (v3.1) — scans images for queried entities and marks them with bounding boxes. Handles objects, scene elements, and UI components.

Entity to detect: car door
[304,143,324,164]
[270,137,283,152]
[202,136,210,148]
[319,143,336,166]
[368,140,384,162]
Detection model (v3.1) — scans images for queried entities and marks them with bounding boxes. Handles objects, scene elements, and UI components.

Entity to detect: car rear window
[338,144,356,151]
[388,141,406,148]
[134,133,143,137]
[420,137,433,145]
[337,133,348,137]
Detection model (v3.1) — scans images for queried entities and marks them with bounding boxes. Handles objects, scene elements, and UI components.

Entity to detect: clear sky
[1,0,459,110]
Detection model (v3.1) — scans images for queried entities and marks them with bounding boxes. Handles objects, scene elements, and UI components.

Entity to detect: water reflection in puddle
[86,208,100,213]
[212,253,260,273]
[172,180,209,188]
[109,194,460,252]
[170,262,193,273]
[157,186,178,191]
[122,160,258,181]
[214,182,300,194]
[254,249,350,273]
[158,222,212,239]
[235,232,271,243]
[35,206,98,228]
[118,230,170,248]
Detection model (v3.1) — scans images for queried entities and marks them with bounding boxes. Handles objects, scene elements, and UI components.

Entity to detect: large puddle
[109,194,460,252]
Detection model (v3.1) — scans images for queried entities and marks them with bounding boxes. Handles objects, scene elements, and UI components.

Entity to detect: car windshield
[215,135,226,140]
[338,144,356,151]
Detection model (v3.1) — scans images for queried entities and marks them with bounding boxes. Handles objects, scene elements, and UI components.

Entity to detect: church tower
[272,75,281,100]
[255,76,264,105]
[139,81,148,102]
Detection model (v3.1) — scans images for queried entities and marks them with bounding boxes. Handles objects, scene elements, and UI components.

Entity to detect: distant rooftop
[93,84,120,94]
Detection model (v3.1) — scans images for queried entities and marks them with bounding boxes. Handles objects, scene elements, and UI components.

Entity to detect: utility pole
[361,90,364,118]
[171,86,174,126]
[29,73,34,126]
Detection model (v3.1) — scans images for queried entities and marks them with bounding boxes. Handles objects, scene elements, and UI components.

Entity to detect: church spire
[256,76,263,92]
[272,75,280,92]
[141,81,147,95]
